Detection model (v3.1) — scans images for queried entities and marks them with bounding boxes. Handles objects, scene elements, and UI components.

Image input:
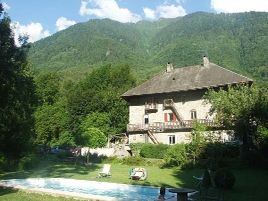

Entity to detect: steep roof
[122,62,253,98]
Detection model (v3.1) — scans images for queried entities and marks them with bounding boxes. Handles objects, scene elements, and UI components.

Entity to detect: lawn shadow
[171,168,204,188]
[0,155,101,180]
[0,186,18,197]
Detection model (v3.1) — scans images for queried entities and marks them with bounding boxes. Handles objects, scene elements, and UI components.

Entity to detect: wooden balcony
[127,119,216,132]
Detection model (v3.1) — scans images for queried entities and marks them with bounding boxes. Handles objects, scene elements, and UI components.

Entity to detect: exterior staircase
[147,130,159,144]
[163,99,184,125]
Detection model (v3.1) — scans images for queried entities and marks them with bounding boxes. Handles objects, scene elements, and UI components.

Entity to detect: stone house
[121,57,253,145]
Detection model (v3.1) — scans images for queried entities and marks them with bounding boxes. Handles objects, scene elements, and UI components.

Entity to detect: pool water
[0,178,175,201]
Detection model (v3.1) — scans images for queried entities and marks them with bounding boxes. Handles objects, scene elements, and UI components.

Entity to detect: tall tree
[67,64,136,144]
[34,72,73,147]
[0,4,36,163]
[35,72,61,105]
[206,85,268,152]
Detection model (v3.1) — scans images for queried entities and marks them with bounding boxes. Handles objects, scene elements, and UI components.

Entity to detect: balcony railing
[127,119,216,132]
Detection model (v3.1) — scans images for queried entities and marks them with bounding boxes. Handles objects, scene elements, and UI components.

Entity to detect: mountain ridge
[28,11,268,81]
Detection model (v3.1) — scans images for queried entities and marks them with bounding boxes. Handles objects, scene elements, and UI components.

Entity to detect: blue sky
[1,0,268,44]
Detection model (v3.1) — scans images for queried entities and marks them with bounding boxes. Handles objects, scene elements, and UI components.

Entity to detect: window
[144,114,149,124]
[168,135,176,144]
[164,113,177,122]
[191,110,197,119]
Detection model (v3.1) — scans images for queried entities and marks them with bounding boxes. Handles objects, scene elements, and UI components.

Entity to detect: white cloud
[80,0,89,16]
[56,17,76,31]
[211,0,268,13]
[11,22,50,46]
[143,4,186,20]
[157,4,186,18]
[2,2,10,11]
[143,8,156,20]
[79,0,141,23]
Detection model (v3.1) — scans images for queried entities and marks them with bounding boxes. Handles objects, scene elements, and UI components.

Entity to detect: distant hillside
[28,12,268,81]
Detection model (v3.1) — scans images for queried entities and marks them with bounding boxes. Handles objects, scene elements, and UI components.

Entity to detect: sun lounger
[98,164,111,177]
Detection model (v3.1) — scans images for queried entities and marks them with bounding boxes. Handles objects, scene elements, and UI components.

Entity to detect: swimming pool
[0,178,175,201]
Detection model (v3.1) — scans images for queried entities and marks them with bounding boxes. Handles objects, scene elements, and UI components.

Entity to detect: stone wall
[128,89,212,126]
[128,130,234,144]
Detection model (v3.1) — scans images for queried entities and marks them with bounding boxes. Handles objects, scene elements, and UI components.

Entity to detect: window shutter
[164,113,168,122]
[173,113,176,122]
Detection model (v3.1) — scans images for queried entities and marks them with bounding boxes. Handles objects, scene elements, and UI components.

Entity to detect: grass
[0,155,268,201]
[0,187,80,201]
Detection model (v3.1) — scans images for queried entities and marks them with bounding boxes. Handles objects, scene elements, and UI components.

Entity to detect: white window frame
[191,110,197,119]
[168,135,176,145]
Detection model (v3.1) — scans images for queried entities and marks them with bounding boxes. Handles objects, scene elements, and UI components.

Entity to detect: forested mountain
[2,1,268,168]
[28,12,268,81]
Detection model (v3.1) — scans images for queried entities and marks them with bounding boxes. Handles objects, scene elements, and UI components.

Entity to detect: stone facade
[126,89,233,145]
[122,58,252,145]
[129,90,211,125]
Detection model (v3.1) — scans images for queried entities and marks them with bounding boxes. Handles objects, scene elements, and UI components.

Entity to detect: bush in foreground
[18,154,40,170]
[214,168,236,189]
[163,144,188,167]
[140,144,169,159]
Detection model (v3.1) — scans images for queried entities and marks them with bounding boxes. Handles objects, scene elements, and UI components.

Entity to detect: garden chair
[98,164,111,177]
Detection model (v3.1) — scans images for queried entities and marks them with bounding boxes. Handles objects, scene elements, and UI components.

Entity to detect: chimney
[166,62,173,73]
[203,56,209,67]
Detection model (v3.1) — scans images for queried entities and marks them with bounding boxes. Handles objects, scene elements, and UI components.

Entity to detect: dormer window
[145,100,157,112]
[191,110,197,119]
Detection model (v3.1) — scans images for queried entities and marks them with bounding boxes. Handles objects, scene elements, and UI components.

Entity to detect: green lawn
[0,188,80,201]
[0,157,268,201]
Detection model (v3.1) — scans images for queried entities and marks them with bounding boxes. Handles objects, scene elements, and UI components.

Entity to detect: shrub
[214,168,236,189]
[202,169,212,188]
[129,143,144,156]
[57,131,76,147]
[82,127,107,148]
[120,156,144,166]
[164,144,188,167]
[200,142,240,169]
[0,153,7,171]
[55,151,73,159]
[241,150,265,168]
[105,156,164,167]
[103,156,121,164]
[140,144,169,159]
[203,142,240,159]
[18,154,40,170]
[257,125,268,155]
[144,158,165,167]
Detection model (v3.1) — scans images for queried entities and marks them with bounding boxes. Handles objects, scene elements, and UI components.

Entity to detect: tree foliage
[82,127,107,148]
[81,112,111,136]
[164,144,188,167]
[206,85,268,151]
[67,64,135,144]
[34,71,73,147]
[0,5,36,161]
[188,122,207,164]
[35,72,61,105]
[34,99,70,146]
